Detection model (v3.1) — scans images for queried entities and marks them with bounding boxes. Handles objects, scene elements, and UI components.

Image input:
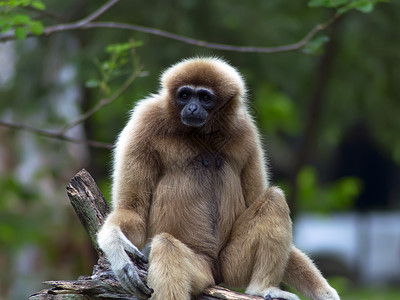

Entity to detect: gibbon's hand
[117,259,153,299]
[113,241,153,298]
[98,226,153,298]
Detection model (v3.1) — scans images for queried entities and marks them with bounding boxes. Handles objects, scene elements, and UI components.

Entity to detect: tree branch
[0,59,143,149]
[82,16,338,53]
[0,119,113,149]
[59,68,143,135]
[74,0,120,26]
[0,4,339,54]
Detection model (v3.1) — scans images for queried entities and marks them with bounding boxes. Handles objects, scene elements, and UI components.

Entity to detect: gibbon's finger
[121,264,153,298]
[122,236,149,265]
[125,245,149,265]
[126,250,148,272]
[117,266,142,297]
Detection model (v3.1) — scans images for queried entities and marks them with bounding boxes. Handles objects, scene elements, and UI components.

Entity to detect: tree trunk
[29,169,262,300]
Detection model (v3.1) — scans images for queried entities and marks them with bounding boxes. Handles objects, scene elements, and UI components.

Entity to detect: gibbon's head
[161,57,246,128]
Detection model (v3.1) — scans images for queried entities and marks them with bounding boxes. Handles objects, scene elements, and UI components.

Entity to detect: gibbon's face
[176,85,216,128]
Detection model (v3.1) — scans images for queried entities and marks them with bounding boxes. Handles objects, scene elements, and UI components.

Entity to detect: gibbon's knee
[236,186,292,239]
[148,233,214,300]
[220,186,292,290]
[262,186,291,219]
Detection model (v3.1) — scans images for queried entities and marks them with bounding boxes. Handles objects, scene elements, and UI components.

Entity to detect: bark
[29,169,262,300]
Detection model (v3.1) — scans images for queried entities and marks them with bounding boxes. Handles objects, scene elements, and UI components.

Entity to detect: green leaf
[85,79,100,88]
[14,26,26,39]
[308,0,326,7]
[310,0,388,14]
[1,24,12,32]
[31,1,45,10]
[297,166,317,204]
[105,40,144,54]
[308,0,348,8]
[132,40,144,48]
[29,20,43,35]
[355,2,374,12]
[255,84,300,135]
[106,42,131,54]
[11,14,30,25]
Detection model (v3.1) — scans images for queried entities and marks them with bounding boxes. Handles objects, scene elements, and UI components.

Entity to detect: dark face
[177,86,216,127]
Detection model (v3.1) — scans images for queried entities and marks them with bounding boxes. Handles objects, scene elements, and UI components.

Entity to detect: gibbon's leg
[220,187,300,300]
[147,233,215,300]
[284,247,340,300]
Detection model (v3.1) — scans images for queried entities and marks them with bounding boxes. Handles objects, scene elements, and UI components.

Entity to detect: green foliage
[308,0,389,14]
[327,277,400,299]
[297,166,362,213]
[254,84,301,135]
[0,0,45,39]
[0,0,44,8]
[85,39,144,95]
[292,276,400,299]
[0,176,44,250]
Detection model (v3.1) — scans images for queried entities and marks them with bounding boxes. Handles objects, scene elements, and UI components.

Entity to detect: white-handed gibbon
[97,57,340,300]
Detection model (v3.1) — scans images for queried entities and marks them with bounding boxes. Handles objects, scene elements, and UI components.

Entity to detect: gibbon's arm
[240,129,269,207]
[98,106,160,298]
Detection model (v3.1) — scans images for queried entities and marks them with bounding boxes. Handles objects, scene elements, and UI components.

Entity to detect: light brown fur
[98,57,340,300]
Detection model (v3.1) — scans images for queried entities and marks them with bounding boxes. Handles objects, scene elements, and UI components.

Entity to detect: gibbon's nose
[188,103,198,114]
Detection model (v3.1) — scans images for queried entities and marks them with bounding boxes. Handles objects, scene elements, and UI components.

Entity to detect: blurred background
[0,0,399,299]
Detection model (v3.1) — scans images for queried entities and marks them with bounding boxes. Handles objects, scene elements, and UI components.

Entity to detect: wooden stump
[29,169,263,300]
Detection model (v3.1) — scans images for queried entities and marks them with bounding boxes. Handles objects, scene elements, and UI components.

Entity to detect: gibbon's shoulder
[130,94,165,123]
[119,94,167,142]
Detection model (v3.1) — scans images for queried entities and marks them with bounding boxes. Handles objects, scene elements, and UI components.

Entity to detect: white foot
[314,286,341,300]
[246,286,300,300]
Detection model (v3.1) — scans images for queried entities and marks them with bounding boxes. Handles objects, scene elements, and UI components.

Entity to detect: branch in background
[0,119,113,149]
[0,63,144,150]
[83,16,338,53]
[74,0,120,26]
[0,1,339,54]
[59,68,144,135]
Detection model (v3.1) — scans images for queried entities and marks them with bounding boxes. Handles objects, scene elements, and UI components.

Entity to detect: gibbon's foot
[262,287,300,300]
[314,286,341,300]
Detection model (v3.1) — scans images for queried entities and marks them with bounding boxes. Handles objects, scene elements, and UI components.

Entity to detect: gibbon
[97,57,340,300]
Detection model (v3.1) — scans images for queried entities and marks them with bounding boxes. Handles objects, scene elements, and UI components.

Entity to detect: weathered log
[66,169,110,255]
[29,169,263,300]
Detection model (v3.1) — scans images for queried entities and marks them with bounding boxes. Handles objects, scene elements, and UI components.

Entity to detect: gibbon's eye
[201,94,210,102]
[198,90,213,103]
[178,88,192,102]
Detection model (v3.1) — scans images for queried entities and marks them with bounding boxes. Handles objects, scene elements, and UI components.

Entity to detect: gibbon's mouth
[181,116,207,128]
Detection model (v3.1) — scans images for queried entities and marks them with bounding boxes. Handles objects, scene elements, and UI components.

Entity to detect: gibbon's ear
[160,57,247,103]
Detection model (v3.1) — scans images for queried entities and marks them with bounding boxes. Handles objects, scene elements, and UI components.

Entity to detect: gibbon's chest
[148,134,246,258]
